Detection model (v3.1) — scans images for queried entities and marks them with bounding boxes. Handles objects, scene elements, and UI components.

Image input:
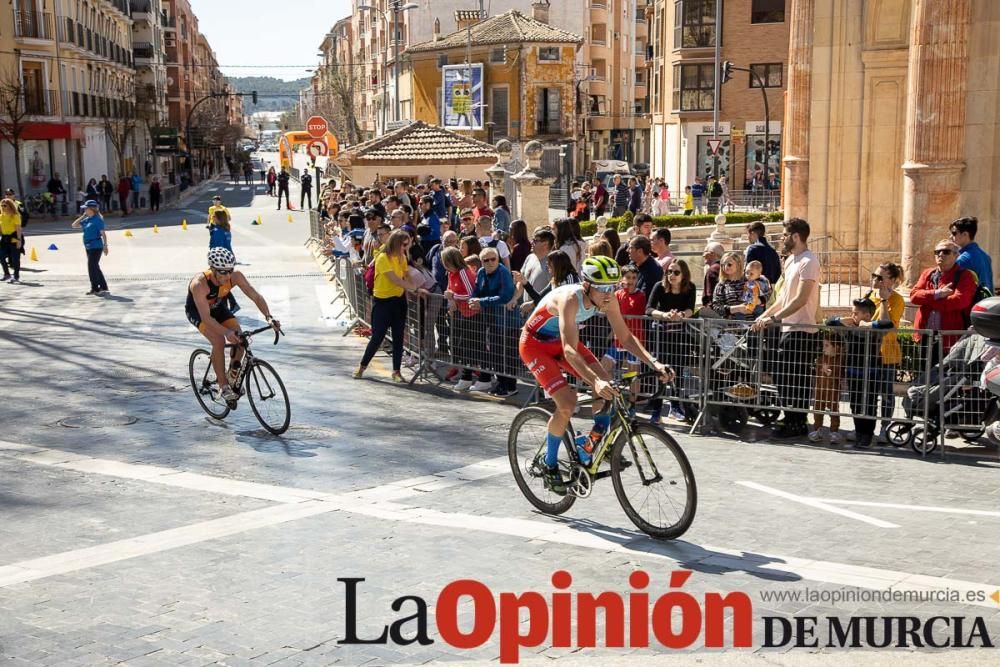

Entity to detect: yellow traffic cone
[30,247,38,262]
[181,220,188,231]
[258,215,263,225]
[287,214,293,223]
[124,230,133,238]
[153,225,159,233]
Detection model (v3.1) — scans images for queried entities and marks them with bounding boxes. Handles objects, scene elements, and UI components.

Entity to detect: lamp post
[358,1,418,129]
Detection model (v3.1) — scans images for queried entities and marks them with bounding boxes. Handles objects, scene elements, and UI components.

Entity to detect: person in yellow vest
[0,198,25,283]
[207,195,230,228]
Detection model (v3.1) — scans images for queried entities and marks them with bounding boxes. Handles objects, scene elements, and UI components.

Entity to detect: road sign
[306,116,328,139]
[308,140,327,158]
[708,139,723,156]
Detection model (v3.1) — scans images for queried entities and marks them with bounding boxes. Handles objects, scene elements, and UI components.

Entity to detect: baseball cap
[81,199,99,210]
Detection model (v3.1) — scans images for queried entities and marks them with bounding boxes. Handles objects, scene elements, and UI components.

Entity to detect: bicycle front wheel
[508,407,576,515]
[189,349,231,420]
[610,424,697,539]
[245,359,291,435]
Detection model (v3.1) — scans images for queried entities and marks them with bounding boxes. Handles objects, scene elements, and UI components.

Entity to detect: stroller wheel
[719,406,748,433]
[961,426,985,443]
[910,427,939,455]
[752,408,780,426]
[884,422,914,447]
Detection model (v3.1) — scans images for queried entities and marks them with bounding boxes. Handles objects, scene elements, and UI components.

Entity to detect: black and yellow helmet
[581,256,621,285]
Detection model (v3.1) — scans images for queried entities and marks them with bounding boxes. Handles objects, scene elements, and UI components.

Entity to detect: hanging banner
[441,64,483,130]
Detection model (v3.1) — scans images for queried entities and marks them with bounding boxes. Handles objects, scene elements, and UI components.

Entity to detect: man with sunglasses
[520,256,672,495]
[187,247,281,406]
[910,239,977,357]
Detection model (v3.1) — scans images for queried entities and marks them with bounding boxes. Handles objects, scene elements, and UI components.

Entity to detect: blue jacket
[427,243,448,291]
[475,264,517,327]
[130,175,141,192]
[956,241,994,293]
[432,188,448,219]
[421,211,441,242]
[745,238,782,285]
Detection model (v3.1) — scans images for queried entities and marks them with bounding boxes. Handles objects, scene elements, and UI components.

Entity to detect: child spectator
[601,264,646,405]
[442,247,489,391]
[465,254,482,271]
[683,186,694,216]
[827,297,894,448]
[742,260,771,318]
[209,210,232,253]
[809,333,844,444]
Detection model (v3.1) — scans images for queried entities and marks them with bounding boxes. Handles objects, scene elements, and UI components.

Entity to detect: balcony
[134,41,155,62]
[162,13,176,30]
[13,11,53,40]
[130,0,151,19]
[23,88,58,116]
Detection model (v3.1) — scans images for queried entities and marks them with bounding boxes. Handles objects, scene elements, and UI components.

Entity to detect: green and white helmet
[581,256,621,285]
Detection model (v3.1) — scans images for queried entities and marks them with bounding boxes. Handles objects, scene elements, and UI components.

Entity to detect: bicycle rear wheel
[610,424,697,539]
[189,349,231,420]
[245,359,291,435]
[508,407,576,515]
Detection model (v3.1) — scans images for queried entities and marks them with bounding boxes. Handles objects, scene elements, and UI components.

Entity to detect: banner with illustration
[441,64,483,130]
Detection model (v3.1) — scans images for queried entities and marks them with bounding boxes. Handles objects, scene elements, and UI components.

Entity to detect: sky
[190,0,353,81]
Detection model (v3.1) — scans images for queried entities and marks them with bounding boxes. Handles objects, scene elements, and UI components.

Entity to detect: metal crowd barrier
[313,253,994,459]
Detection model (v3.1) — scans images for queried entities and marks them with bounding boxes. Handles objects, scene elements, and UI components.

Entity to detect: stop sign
[306,116,328,139]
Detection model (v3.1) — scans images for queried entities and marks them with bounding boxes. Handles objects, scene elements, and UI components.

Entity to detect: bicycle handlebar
[240,324,284,345]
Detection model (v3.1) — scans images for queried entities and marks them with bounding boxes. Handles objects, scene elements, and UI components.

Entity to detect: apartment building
[163,0,195,134]
[130,0,169,173]
[582,0,650,167]
[0,0,137,196]
[647,0,788,192]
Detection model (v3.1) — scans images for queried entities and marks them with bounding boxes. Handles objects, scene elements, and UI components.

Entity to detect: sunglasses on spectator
[871,273,883,281]
[482,257,499,263]
[668,270,682,276]
[934,248,953,256]
[590,284,617,293]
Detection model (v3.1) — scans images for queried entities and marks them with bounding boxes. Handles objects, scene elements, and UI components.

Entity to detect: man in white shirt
[476,215,510,269]
[752,217,821,439]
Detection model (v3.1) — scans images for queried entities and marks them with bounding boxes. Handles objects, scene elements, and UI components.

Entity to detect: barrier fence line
[310,251,994,460]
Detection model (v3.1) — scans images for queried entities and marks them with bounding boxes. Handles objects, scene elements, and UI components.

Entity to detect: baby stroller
[884,333,1000,453]
[701,317,781,432]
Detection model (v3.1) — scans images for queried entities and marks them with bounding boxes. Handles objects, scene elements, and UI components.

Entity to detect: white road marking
[315,284,342,327]
[737,481,901,528]
[224,187,234,192]
[240,186,250,191]
[5,441,997,608]
[811,498,1000,518]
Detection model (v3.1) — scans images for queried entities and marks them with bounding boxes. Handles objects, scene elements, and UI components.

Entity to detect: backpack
[710,182,723,198]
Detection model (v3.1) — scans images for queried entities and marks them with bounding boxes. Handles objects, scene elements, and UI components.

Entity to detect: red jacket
[909,265,976,351]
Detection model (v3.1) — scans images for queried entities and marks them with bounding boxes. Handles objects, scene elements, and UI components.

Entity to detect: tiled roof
[406,10,582,53]
[339,121,497,162]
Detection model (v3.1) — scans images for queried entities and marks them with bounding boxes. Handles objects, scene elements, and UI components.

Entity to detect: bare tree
[321,64,362,146]
[0,69,32,197]
[103,107,138,179]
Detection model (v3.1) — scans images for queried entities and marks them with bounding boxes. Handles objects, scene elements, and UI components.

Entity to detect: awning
[20,122,84,141]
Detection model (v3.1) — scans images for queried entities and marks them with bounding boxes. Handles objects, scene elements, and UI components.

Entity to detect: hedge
[577,210,784,237]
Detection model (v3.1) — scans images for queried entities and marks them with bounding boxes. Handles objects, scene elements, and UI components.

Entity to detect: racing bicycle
[189,324,291,435]
[508,371,697,539]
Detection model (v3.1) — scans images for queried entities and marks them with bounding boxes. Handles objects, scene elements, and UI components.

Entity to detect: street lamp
[358,1,418,128]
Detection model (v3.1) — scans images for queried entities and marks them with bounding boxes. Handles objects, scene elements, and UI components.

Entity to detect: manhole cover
[238,425,338,441]
[58,415,138,428]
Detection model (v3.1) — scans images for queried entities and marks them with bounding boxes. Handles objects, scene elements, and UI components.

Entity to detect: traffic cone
[287,214,293,223]
[252,219,260,226]
[257,214,262,225]
[47,243,58,250]
[181,220,188,231]
[30,247,38,261]
[153,225,159,233]
[124,230,133,238]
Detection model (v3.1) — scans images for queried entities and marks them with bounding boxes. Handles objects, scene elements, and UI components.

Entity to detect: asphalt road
[1,180,999,665]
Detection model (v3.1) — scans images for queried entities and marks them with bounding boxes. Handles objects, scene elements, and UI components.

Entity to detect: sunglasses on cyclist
[214,269,233,275]
[590,284,617,294]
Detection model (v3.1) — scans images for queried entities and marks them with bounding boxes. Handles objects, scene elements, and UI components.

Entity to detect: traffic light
[721,61,734,84]
[251,90,258,105]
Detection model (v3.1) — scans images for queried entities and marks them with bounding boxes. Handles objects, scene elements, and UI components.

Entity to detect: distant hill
[227,76,310,112]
